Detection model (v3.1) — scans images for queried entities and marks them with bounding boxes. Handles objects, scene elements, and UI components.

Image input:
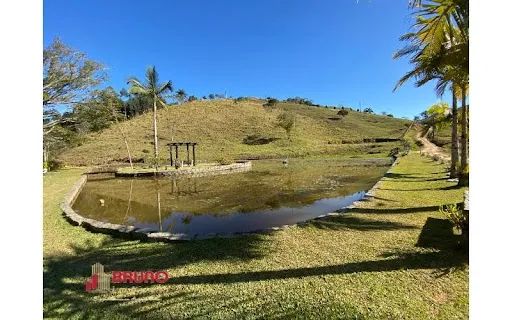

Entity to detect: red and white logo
[85,262,169,293]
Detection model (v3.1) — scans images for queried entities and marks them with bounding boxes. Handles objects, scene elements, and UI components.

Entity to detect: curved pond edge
[60,156,401,242]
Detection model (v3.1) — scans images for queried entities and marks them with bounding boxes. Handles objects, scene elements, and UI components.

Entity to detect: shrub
[216,157,233,165]
[144,154,167,168]
[46,159,64,171]
[337,109,349,117]
[388,147,400,158]
[263,98,278,107]
[439,204,469,241]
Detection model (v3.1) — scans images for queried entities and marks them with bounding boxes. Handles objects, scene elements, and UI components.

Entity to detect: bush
[144,154,167,168]
[45,159,64,171]
[216,157,233,165]
[263,98,278,107]
[388,147,400,158]
[337,109,349,117]
[439,204,469,242]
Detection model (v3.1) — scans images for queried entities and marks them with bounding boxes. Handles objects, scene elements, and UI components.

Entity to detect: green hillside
[59,99,411,165]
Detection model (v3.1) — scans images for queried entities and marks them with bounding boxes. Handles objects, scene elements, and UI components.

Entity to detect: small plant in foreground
[440,204,469,238]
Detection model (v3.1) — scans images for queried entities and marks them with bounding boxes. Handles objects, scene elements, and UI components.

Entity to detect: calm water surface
[73,158,390,237]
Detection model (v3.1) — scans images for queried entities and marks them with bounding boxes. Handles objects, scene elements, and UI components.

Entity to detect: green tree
[263,97,278,107]
[276,112,296,140]
[43,38,106,108]
[175,89,187,104]
[43,38,106,169]
[393,0,468,179]
[127,66,173,169]
[90,87,134,169]
[425,102,449,140]
[337,109,349,117]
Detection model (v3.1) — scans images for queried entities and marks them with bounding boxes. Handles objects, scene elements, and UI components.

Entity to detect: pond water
[72,158,390,237]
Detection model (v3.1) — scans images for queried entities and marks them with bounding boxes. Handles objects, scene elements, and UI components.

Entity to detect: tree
[187,95,198,102]
[92,87,134,169]
[337,109,349,117]
[393,0,468,179]
[127,66,173,169]
[363,107,374,114]
[43,38,105,108]
[276,112,296,140]
[43,38,106,169]
[175,89,187,104]
[263,97,278,107]
[425,102,449,140]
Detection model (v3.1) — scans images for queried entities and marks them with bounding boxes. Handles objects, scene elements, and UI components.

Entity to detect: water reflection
[73,158,390,237]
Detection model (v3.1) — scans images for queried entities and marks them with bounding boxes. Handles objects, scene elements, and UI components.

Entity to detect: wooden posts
[186,143,190,165]
[168,142,197,167]
[192,144,196,166]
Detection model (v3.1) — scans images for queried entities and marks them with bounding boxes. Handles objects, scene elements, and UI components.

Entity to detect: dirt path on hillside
[415,125,450,162]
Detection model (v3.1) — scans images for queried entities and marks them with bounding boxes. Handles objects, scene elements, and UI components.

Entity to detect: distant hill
[59,99,411,165]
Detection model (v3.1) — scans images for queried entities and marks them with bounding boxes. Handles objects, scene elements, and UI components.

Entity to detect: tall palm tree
[127,66,173,169]
[394,0,468,179]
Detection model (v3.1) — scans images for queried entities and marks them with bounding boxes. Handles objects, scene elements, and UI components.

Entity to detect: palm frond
[157,81,173,95]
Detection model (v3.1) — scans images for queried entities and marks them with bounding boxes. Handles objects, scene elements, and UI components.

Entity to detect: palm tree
[175,89,187,105]
[394,0,468,179]
[127,66,173,169]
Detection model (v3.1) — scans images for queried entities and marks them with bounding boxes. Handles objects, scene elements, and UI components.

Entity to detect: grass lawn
[43,152,468,319]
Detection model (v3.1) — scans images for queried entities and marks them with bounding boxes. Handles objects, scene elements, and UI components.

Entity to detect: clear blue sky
[44,0,444,118]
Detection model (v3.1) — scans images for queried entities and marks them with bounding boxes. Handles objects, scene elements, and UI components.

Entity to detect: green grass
[58,99,411,166]
[44,152,468,319]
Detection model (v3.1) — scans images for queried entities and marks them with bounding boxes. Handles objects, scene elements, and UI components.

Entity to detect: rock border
[114,161,252,178]
[61,156,401,242]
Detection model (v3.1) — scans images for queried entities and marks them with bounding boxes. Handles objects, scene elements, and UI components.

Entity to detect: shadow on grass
[376,185,461,192]
[347,206,441,214]
[44,234,271,294]
[44,219,467,319]
[166,216,467,286]
[304,215,417,231]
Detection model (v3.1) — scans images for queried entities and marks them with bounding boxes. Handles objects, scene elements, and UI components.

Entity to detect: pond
[72,158,391,238]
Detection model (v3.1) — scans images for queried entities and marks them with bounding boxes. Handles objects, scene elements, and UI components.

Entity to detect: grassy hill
[59,99,411,166]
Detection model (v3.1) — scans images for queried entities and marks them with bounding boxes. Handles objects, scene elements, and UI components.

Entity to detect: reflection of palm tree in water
[123,179,134,224]
[154,178,162,232]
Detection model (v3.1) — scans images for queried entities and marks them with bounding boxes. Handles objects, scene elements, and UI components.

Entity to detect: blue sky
[44,0,444,118]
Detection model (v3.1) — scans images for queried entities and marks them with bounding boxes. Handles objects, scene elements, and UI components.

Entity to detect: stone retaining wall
[115,161,252,178]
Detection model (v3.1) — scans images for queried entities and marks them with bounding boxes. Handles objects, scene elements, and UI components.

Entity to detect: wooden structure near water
[168,142,197,166]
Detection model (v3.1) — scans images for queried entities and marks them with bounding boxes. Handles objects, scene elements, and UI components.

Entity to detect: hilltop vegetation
[59,99,410,166]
